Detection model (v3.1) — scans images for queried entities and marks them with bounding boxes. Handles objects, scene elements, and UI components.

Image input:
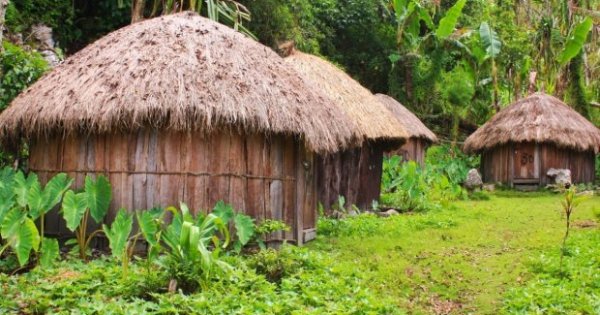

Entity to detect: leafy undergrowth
[0,246,400,314]
[311,192,599,314]
[503,231,600,314]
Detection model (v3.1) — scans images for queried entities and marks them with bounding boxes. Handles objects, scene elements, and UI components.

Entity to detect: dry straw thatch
[464,92,600,153]
[0,12,357,153]
[284,51,408,143]
[375,94,437,143]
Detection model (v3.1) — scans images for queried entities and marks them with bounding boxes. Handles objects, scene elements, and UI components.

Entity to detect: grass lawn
[310,191,600,314]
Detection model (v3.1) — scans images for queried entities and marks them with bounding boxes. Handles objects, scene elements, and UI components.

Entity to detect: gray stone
[547,168,571,187]
[378,209,399,217]
[482,183,495,192]
[464,168,483,190]
[31,24,60,67]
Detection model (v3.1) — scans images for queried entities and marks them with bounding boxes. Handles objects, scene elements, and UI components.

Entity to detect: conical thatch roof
[284,51,407,142]
[464,92,600,153]
[375,94,437,143]
[0,12,357,153]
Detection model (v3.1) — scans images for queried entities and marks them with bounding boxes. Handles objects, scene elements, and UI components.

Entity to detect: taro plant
[0,168,71,268]
[211,201,255,252]
[103,209,133,277]
[61,175,112,261]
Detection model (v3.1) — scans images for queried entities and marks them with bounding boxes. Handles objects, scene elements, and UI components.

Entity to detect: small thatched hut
[464,92,600,186]
[376,94,437,165]
[0,12,358,244]
[284,51,407,211]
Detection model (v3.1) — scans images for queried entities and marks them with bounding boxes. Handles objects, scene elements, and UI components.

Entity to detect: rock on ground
[465,168,483,190]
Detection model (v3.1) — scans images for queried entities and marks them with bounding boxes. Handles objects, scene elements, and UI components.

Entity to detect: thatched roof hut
[464,92,600,186]
[0,12,355,153]
[0,12,359,244]
[284,50,407,211]
[376,94,437,165]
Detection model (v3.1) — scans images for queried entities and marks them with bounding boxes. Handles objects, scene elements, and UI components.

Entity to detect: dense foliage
[0,41,48,110]
[380,145,477,212]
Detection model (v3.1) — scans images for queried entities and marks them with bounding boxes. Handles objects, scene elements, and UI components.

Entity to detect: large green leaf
[42,173,73,214]
[61,191,88,232]
[3,215,41,267]
[1,208,25,238]
[40,238,60,268]
[136,210,160,246]
[27,180,45,220]
[13,171,38,208]
[557,17,593,65]
[84,175,112,224]
[233,214,254,246]
[435,0,466,39]
[103,209,133,259]
[479,22,502,58]
[212,201,234,225]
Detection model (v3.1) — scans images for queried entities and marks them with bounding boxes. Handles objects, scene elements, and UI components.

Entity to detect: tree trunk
[131,0,146,24]
[0,0,9,49]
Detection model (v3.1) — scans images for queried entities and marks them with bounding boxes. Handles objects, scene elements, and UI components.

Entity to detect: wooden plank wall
[316,143,383,213]
[539,144,595,185]
[385,138,429,166]
[481,144,511,184]
[480,142,596,185]
[29,130,315,244]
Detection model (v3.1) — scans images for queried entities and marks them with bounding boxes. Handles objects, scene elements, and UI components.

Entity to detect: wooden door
[513,143,538,179]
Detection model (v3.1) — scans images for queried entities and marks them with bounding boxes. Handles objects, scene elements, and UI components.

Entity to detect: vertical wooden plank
[158,131,182,211]
[246,134,265,222]
[208,132,231,209]
[228,132,246,214]
[282,136,296,241]
[144,130,159,209]
[294,142,305,245]
[302,146,316,234]
[187,132,210,214]
[268,136,284,240]
[132,130,149,211]
[106,133,127,224]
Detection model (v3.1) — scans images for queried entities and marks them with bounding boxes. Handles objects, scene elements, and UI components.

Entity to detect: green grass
[310,192,600,314]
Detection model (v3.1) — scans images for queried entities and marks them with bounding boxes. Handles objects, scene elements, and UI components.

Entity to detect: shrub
[1,41,48,110]
[425,144,480,186]
[381,159,466,212]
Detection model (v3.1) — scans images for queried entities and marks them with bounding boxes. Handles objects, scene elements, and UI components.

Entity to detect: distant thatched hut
[464,92,600,186]
[284,51,407,211]
[0,12,358,244]
[376,94,437,165]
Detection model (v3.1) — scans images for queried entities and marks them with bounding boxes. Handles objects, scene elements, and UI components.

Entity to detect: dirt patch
[429,295,463,315]
[573,220,598,229]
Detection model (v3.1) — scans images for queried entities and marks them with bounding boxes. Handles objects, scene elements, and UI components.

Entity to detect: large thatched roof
[464,92,600,153]
[284,51,407,142]
[375,94,437,143]
[0,12,357,153]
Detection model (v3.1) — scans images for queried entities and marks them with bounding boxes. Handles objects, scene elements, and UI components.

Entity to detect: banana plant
[61,175,112,260]
[103,209,133,277]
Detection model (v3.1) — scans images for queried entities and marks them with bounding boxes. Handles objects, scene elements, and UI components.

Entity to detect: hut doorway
[513,142,539,183]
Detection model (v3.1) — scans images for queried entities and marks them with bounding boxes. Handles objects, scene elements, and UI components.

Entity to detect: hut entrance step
[513,178,540,191]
